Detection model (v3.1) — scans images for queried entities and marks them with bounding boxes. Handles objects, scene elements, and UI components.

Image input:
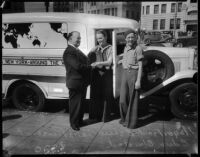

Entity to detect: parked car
[160,34,174,42]
[143,31,162,44]
[174,36,197,48]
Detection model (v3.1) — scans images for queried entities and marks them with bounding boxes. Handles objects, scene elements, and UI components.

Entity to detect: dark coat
[63,45,91,90]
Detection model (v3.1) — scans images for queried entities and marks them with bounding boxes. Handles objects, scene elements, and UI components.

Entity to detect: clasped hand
[91,62,103,68]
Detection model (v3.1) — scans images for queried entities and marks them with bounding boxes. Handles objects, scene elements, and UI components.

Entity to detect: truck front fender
[140,70,197,99]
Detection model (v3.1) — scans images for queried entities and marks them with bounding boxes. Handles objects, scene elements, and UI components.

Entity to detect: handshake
[91,62,103,68]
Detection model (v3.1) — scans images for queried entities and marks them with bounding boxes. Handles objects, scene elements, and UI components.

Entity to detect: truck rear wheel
[12,83,45,111]
[169,83,197,120]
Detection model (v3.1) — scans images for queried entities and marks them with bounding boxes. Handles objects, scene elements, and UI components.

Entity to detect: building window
[115,8,117,16]
[176,18,181,29]
[104,8,110,15]
[79,2,83,8]
[126,10,129,18]
[97,10,100,14]
[170,19,175,29]
[112,8,114,16]
[160,19,165,29]
[142,6,144,15]
[161,4,166,13]
[88,11,90,14]
[91,2,96,6]
[94,10,96,14]
[178,3,182,12]
[74,3,78,9]
[171,3,176,13]
[132,11,134,19]
[154,5,159,14]
[146,5,150,14]
[153,19,158,30]
[137,12,140,19]
[108,8,110,15]
[191,0,197,3]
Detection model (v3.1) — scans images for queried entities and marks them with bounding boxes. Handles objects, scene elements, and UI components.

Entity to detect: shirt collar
[125,44,137,51]
[98,44,111,53]
[68,43,78,49]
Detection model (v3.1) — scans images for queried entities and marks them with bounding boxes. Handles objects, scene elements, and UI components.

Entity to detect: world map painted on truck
[2,23,68,48]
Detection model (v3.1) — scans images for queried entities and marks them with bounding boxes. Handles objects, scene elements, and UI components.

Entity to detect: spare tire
[141,50,175,92]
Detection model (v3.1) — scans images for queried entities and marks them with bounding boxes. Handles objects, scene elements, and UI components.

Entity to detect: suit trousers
[119,69,140,129]
[69,87,87,126]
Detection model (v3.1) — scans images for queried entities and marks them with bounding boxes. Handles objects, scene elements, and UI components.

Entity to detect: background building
[69,2,84,13]
[25,2,53,12]
[141,0,197,32]
[2,1,24,13]
[182,0,198,31]
[53,1,70,12]
[69,2,141,22]
[2,2,141,22]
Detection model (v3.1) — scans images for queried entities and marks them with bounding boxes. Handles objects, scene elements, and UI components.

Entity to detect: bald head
[68,31,81,48]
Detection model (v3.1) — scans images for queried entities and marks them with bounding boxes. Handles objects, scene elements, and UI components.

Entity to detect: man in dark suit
[63,31,91,131]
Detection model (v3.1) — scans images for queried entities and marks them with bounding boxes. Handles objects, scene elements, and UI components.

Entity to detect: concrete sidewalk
[2,109,198,155]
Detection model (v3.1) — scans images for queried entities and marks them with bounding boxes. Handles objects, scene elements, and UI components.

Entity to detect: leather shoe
[71,125,80,131]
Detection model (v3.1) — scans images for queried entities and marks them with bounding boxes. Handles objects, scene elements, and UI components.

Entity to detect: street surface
[2,99,198,155]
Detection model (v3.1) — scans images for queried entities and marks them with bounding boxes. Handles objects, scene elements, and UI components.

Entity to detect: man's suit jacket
[63,45,91,90]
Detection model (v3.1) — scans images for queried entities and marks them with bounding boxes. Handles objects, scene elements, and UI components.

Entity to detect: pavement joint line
[124,129,132,154]
[2,112,35,132]
[162,121,166,154]
[7,114,64,153]
[52,126,71,147]
[84,122,105,154]
[6,134,35,152]
[18,114,58,138]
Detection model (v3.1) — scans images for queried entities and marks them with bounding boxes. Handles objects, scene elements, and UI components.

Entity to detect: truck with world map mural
[2,13,197,120]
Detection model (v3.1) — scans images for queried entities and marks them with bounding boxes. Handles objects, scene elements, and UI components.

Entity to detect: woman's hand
[135,80,141,90]
[91,62,103,68]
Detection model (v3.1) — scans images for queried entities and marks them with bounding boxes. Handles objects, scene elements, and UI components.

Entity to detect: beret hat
[124,29,137,38]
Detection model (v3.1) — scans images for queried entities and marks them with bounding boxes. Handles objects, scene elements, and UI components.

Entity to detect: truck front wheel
[169,83,197,120]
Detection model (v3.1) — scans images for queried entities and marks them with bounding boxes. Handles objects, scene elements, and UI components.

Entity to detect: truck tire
[170,83,197,120]
[12,83,45,112]
[141,50,175,91]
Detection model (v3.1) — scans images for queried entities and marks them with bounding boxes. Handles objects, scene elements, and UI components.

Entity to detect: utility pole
[174,1,178,38]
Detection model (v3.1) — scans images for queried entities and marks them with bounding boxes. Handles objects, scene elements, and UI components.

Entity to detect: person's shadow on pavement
[2,114,22,121]
[135,99,174,128]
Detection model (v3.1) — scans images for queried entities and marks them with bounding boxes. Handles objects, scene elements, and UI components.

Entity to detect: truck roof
[2,12,139,29]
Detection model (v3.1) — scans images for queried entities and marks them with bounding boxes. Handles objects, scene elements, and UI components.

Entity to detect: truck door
[112,29,127,98]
